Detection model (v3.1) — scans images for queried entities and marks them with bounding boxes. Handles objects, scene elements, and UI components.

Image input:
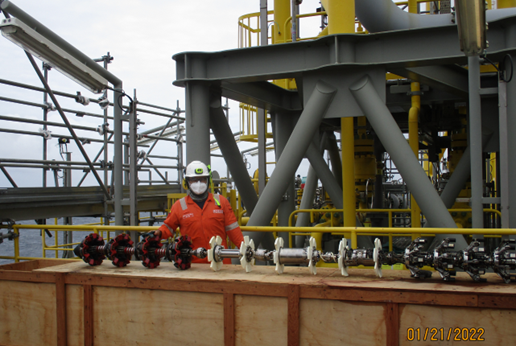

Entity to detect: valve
[404,238,433,279]
[492,239,516,284]
[461,238,490,282]
[433,238,462,282]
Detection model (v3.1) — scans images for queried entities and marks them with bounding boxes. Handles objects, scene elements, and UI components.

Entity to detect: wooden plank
[399,304,516,345]
[0,259,65,271]
[478,294,516,309]
[0,281,57,346]
[0,270,56,283]
[56,273,67,346]
[287,285,300,346]
[64,273,290,297]
[301,287,478,307]
[224,293,235,346]
[84,285,93,346]
[66,285,84,346]
[93,286,224,345]
[235,295,288,346]
[385,303,399,346]
[299,299,387,346]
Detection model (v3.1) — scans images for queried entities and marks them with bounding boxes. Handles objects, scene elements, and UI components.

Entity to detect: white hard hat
[184,160,210,178]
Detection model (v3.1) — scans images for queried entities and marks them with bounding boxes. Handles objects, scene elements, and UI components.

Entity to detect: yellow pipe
[342,119,356,227]
[311,220,331,251]
[409,82,421,230]
[498,0,516,8]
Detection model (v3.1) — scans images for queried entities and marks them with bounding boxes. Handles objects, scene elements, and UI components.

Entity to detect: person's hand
[154,230,162,238]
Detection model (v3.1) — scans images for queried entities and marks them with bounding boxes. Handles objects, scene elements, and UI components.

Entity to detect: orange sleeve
[159,201,181,239]
[222,195,244,248]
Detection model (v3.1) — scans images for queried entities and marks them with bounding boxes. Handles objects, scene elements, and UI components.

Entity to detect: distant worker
[294,174,302,188]
[154,160,244,263]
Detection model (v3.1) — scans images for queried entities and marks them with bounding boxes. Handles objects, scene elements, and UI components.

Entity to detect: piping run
[349,0,516,33]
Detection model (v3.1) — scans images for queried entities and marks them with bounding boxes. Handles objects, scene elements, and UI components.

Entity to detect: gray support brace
[440,132,491,209]
[209,106,258,215]
[246,81,337,248]
[468,56,483,228]
[350,76,458,231]
[305,142,343,209]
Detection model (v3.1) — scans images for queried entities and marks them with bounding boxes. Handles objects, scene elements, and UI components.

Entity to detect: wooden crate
[1,259,516,345]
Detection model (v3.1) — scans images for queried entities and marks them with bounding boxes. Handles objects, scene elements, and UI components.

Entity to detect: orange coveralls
[159,193,244,264]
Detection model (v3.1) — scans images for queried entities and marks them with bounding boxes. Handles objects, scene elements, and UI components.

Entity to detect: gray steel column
[258,0,268,195]
[272,111,295,243]
[468,56,484,228]
[350,75,457,230]
[506,54,516,228]
[185,83,211,165]
[129,91,138,228]
[499,79,510,229]
[114,84,124,225]
[210,106,258,214]
[247,81,336,248]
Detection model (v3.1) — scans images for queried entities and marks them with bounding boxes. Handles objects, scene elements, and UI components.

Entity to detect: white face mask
[190,181,208,195]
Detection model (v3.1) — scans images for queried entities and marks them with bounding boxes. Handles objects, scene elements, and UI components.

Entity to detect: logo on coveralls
[213,210,223,214]
[183,213,194,219]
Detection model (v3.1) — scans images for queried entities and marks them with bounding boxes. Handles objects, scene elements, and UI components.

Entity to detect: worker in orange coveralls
[154,160,244,263]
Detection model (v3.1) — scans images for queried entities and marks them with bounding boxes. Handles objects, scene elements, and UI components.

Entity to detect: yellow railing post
[13,226,20,263]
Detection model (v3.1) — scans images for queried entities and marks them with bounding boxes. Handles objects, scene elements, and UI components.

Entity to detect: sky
[0,0,323,188]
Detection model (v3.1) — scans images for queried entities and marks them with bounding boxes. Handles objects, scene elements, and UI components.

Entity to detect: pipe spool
[75,233,516,283]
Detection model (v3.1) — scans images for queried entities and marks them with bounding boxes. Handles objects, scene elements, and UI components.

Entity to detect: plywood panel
[66,284,84,346]
[300,299,387,346]
[0,281,56,346]
[234,295,288,346]
[93,287,224,346]
[399,304,516,345]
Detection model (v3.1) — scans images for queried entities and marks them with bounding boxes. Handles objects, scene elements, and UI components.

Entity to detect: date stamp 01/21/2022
[406,327,485,342]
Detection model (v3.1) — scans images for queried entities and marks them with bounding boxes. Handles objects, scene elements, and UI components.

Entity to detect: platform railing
[0,212,512,263]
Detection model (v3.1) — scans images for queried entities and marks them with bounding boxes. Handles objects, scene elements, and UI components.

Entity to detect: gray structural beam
[220,81,302,112]
[246,81,337,247]
[173,17,516,87]
[391,65,469,98]
[185,83,211,165]
[350,75,458,231]
[209,105,258,215]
